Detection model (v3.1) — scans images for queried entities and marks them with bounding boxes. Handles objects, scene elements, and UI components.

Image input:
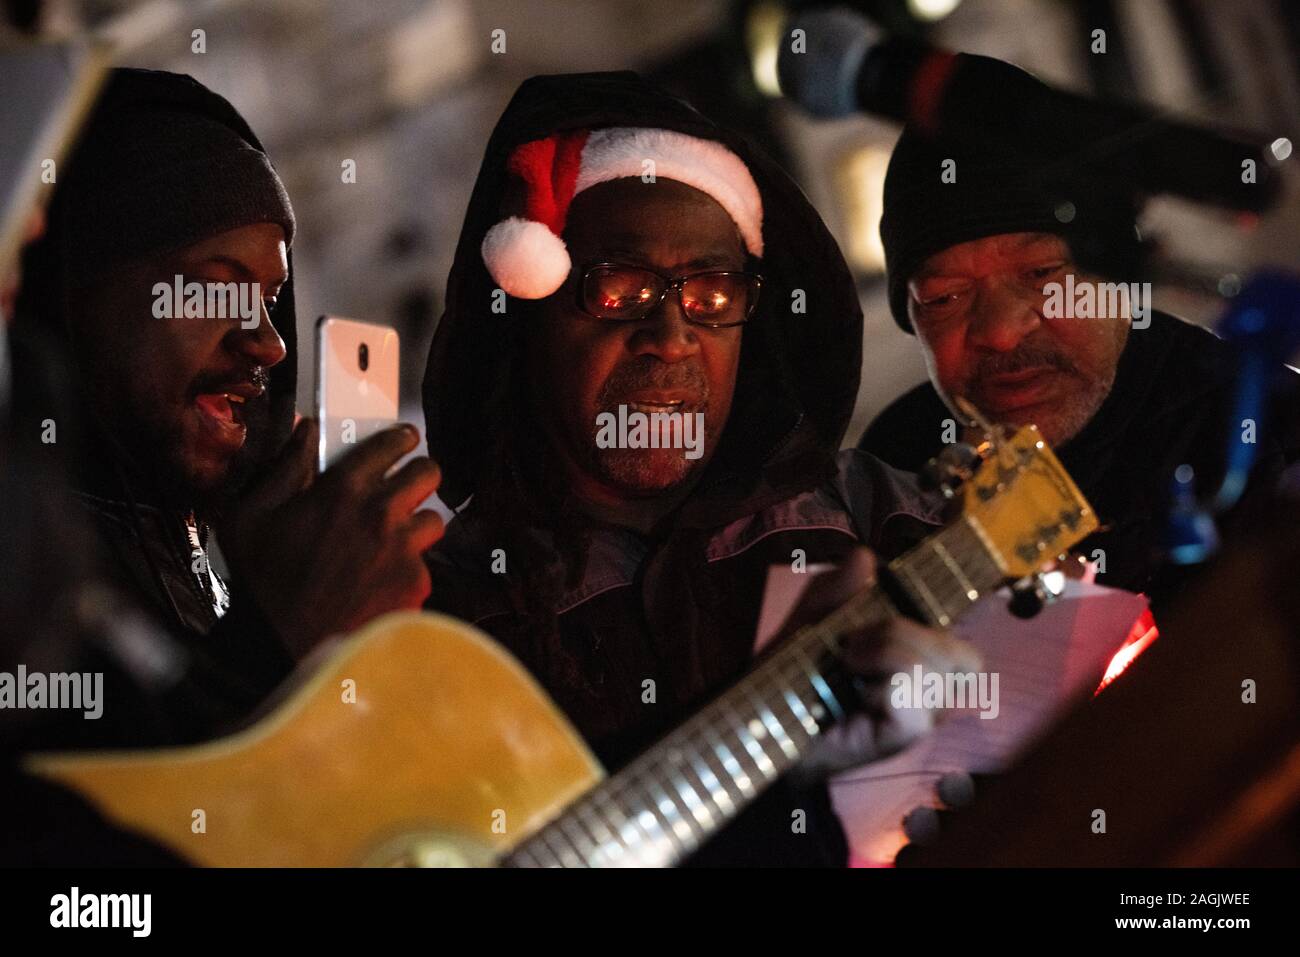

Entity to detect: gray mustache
[598,360,708,402]
[973,346,1077,379]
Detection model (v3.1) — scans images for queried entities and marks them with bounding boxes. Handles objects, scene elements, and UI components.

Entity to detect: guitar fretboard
[503,517,1006,868]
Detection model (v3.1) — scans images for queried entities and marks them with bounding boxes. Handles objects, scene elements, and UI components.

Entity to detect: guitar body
[25,612,603,867]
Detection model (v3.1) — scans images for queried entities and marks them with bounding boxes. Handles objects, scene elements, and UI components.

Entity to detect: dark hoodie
[12,69,300,747]
[423,72,945,866]
[3,70,302,864]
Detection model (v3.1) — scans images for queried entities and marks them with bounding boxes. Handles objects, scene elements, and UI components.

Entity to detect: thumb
[242,417,318,515]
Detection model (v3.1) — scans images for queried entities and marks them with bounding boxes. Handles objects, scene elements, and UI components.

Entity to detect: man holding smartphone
[14,68,443,738]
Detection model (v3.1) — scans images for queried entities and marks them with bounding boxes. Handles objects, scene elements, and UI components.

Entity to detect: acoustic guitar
[26,424,1097,866]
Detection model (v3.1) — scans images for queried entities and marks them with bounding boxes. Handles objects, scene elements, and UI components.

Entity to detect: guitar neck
[503,517,1006,868]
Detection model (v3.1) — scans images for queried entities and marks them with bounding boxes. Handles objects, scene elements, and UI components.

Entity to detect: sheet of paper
[752,563,1149,865]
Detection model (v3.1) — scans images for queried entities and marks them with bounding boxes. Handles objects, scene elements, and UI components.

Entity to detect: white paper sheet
[752,563,1149,865]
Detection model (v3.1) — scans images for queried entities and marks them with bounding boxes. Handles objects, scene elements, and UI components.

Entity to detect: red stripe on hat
[506,130,589,234]
[551,130,588,231]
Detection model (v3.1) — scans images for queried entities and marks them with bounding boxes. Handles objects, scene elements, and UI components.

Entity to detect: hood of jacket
[422,71,863,527]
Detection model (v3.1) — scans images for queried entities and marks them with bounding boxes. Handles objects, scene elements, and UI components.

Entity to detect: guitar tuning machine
[953,394,1023,476]
[920,441,983,498]
[1008,568,1068,619]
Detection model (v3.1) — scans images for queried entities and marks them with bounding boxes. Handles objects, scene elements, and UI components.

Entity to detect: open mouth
[191,383,261,451]
[623,391,695,414]
[628,399,685,414]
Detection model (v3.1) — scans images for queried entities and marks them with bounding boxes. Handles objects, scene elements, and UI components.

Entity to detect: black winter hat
[18,68,300,479]
[52,68,296,282]
[880,116,1143,333]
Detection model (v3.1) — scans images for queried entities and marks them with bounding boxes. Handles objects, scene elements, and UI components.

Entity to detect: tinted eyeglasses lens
[583,266,661,319]
[681,273,754,324]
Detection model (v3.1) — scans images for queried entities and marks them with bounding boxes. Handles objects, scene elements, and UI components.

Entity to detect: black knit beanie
[52,68,295,283]
[880,114,1143,333]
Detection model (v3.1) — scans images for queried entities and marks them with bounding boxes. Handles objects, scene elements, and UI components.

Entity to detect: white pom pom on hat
[481,126,764,300]
[480,216,572,301]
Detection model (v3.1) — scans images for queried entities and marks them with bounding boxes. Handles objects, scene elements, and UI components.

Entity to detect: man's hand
[220,418,444,658]
[774,548,982,778]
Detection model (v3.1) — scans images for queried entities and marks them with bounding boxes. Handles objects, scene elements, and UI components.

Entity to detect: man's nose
[228,304,288,368]
[967,280,1042,352]
[629,293,700,363]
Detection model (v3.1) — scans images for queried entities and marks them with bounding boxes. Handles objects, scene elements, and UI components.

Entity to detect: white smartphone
[315,316,400,472]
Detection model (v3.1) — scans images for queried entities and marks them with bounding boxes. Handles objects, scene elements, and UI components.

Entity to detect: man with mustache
[423,73,977,866]
[859,126,1300,607]
[15,69,444,737]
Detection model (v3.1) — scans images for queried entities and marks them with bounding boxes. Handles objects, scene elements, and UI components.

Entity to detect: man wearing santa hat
[422,72,974,866]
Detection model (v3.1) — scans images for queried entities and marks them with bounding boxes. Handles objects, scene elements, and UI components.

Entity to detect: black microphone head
[777,7,880,118]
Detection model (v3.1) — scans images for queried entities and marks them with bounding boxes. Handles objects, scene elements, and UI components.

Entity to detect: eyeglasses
[576,262,763,328]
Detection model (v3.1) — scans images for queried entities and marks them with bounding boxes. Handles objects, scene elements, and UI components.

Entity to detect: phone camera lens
[358,342,369,371]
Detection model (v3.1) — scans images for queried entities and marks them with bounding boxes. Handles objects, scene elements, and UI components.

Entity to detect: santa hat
[481,126,764,300]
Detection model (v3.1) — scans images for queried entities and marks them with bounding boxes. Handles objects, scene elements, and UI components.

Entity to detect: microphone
[777,7,1283,213]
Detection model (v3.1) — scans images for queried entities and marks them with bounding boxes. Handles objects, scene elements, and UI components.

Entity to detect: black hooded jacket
[860,310,1300,611]
[12,70,300,748]
[2,70,303,864]
[422,73,945,866]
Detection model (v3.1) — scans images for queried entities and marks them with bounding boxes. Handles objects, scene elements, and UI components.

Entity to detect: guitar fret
[623,775,680,864]
[782,679,823,737]
[640,767,696,849]
[772,682,815,751]
[556,809,600,867]
[770,659,827,739]
[790,644,845,723]
[931,538,978,601]
[721,696,777,781]
[661,747,717,834]
[964,520,1009,589]
[507,843,544,868]
[572,798,622,866]
[677,732,736,820]
[728,686,774,780]
[892,554,951,626]
[591,782,649,866]
[540,822,584,868]
[701,721,755,800]
[746,681,804,762]
[891,518,1004,628]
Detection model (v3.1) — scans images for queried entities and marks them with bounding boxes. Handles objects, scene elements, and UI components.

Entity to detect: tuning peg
[935,771,976,809]
[919,442,982,498]
[901,805,941,846]
[1008,572,1061,619]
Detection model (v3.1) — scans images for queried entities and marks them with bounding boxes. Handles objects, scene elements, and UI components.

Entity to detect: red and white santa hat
[481,126,764,300]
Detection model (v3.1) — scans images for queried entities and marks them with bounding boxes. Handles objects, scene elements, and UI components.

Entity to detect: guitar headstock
[959,423,1098,580]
